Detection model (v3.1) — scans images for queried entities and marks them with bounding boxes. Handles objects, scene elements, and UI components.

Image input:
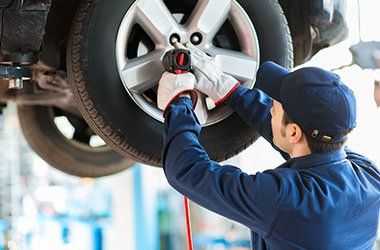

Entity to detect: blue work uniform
[163,85,380,249]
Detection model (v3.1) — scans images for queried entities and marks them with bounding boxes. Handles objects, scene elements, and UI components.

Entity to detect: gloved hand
[157,72,198,116]
[186,43,240,106]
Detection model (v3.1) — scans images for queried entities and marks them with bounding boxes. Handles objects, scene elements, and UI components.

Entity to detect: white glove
[157,72,198,114]
[186,43,240,106]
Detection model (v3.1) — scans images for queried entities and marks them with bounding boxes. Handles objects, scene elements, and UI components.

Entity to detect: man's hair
[282,112,352,154]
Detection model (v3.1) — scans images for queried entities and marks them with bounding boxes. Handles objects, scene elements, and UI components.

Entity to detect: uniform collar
[278,150,347,170]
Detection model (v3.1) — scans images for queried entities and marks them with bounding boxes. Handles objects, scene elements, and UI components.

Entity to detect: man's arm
[225,85,289,160]
[163,97,283,236]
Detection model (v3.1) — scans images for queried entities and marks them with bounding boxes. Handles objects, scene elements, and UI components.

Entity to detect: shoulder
[263,168,301,201]
[344,147,380,177]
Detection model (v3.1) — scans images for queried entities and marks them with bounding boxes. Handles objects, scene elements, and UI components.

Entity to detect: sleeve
[163,97,283,235]
[225,85,289,160]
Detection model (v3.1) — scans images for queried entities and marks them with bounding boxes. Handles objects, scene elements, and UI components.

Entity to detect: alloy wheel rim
[51,108,108,151]
[116,0,260,126]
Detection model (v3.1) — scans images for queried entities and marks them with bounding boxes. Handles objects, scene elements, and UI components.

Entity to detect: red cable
[183,197,193,250]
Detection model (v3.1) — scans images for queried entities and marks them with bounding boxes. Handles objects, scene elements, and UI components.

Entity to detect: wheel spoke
[121,50,165,93]
[135,0,180,46]
[73,131,92,144]
[206,47,258,83]
[186,0,232,41]
[194,93,209,125]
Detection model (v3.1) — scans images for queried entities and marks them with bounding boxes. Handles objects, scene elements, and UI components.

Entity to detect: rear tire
[18,105,135,177]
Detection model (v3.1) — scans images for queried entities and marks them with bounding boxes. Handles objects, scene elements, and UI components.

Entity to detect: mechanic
[157,43,380,249]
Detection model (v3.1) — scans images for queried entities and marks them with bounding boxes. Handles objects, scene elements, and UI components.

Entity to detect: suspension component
[0,65,32,89]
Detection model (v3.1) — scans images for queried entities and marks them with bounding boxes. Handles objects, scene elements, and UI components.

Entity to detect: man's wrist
[224,85,246,106]
[163,91,195,118]
[214,82,240,107]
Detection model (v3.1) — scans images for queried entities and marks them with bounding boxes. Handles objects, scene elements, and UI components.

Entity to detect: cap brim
[254,61,290,101]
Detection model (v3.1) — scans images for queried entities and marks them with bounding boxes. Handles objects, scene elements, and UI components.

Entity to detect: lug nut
[190,33,203,45]
[169,34,181,46]
[191,36,201,43]
[170,37,178,44]
[191,35,200,44]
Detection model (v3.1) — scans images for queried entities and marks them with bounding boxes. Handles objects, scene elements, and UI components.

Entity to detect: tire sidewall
[18,105,134,177]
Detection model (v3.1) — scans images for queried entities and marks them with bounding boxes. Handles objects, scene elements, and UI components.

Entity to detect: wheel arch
[39,0,82,69]
[279,0,313,66]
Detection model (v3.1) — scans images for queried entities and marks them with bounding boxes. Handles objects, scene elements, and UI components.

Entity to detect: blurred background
[0,0,379,249]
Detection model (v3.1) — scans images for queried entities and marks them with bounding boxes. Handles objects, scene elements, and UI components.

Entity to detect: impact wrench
[162,44,194,250]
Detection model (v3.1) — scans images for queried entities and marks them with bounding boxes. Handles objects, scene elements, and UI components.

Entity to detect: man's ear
[289,123,303,144]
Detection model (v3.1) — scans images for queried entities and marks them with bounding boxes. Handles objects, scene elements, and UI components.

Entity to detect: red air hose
[183,197,193,250]
[176,49,193,250]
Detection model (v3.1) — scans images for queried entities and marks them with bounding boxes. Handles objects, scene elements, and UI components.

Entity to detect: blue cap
[255,61,357,143]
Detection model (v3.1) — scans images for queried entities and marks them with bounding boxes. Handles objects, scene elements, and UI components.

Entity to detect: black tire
[17,105,135,177]
[67,0,293,166]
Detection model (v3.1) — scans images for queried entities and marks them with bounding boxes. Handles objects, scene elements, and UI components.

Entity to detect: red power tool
[162,48,192,74]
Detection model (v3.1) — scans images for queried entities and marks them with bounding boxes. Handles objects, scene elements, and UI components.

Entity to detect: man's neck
[289,145,312,158]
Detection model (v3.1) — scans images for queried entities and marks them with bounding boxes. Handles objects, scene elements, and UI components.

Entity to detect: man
[158,44,380,249]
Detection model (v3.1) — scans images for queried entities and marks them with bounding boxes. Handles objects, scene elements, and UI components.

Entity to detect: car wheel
[17,105,135,177]
[67,0,293,166]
